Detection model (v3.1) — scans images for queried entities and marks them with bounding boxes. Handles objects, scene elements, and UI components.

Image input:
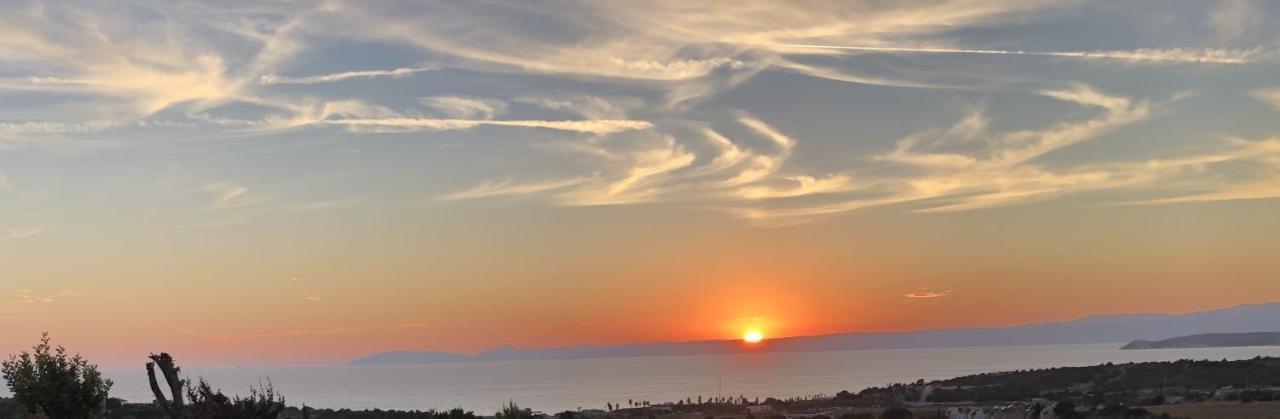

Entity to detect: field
[1147,401,1280,419]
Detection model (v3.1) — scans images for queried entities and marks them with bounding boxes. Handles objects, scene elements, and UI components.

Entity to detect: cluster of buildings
[943,404,1032,419]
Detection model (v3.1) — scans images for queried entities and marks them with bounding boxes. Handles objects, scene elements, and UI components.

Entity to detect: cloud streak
[3,226,45,240]
[323,118,653,135]
[259,66,439,85]
[440,177,590,201]
[8,289,90,304]
[775,44,1269,64]
[730,84,1190,224]
[205,182,250,209]
[1253,87,1280,110]
[905,288,951,299]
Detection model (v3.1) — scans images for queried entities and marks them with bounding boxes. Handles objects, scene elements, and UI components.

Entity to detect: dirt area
[1147,401,1280,419]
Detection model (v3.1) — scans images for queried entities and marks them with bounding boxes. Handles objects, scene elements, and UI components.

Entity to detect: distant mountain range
[349,302,1280,366]
[1121,331,1280,350]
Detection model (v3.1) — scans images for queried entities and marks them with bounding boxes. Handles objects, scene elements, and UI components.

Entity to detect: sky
[2,0,1280,367]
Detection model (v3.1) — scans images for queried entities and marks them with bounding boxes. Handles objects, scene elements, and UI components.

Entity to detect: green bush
[1,333,114,418]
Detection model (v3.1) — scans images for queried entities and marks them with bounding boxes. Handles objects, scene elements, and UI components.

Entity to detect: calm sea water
[99,343,1280,413]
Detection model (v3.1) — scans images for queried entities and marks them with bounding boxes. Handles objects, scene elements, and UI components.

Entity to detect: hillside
[1122,332,1280,350]
[351,302,1280,365]
[912,356,1280,403]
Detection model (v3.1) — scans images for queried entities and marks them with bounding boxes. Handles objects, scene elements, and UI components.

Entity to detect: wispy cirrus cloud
[3,1,1279,230]
[8,289,90,304]
[445,112,855,208]
[3,226,45,240]
[204,182,251,209]
[1253,87,1280,111]
[558,136,698,206]
[1124,137,1280,205]
[1209,0,1263,41]
[734,175,856,200]
[0,120,131,138]
[259,66,438,85]
[905,288,951,299]
[323,118,653,135]
[732,83,1159,223]
[775,44,1270,64]
[440,177,590,201]
[0,12,241,115]
[419,96,508,120]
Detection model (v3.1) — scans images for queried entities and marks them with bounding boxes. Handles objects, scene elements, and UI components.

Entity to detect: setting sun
[743,330,764,343]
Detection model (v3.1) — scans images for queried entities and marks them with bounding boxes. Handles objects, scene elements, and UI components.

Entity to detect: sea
[98,343,1280,414]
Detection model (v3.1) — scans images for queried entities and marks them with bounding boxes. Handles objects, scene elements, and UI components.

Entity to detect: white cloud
[2,1,1276,230]
[734,175,856,200]
[419,96,507,120]
[717,115,798,186]
[205,182,250,208]
[694,129,750,175]
[1208,0,1262,41]
[905,288,951,299]
[776,43,1269,64]
[731,85,1162,223]
[514,95,642,119]
[991,85,1151,166]
[323,118,653,135]
[559,136,697,206]
[439,177,589,201]
[9,290,53,304]
[0,120,131,138]
[1252,87,1280,111]
[259,66,438,85]
[8,289,90,304]
[1126,137,1280,204]
[2,226,45,240]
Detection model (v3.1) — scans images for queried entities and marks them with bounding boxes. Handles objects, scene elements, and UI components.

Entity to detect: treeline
[931,357,1280,402]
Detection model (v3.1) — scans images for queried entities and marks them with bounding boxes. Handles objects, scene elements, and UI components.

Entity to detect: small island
[1121,332,1280,350]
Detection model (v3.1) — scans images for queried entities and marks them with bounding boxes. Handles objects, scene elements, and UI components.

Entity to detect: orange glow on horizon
[742,330,764,343]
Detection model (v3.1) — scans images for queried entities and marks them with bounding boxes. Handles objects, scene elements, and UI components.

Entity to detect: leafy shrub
[184,378,285,419]
[1,333,113,418]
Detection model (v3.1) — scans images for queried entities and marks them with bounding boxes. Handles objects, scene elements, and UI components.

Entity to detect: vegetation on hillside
[917,357,1280,403]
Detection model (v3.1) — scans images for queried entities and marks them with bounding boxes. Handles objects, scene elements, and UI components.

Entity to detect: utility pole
[718,371,723,401]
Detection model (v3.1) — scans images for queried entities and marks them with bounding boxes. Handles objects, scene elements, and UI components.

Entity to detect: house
[946,406,989,419]
[946,404,1028,419]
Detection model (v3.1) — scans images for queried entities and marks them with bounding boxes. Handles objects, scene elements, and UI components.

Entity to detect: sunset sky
[3,0,1280,367]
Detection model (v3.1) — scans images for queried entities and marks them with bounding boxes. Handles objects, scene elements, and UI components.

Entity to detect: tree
[496,400,532,419]
[147,352,185,418]
[146,352,284,419]
[1,333,114,418]
[1052,401,1079,419]
[185,378,285,419]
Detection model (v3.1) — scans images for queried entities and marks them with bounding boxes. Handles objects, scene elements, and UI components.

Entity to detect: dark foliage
[1,333,113,418]
[184,378,285,419]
